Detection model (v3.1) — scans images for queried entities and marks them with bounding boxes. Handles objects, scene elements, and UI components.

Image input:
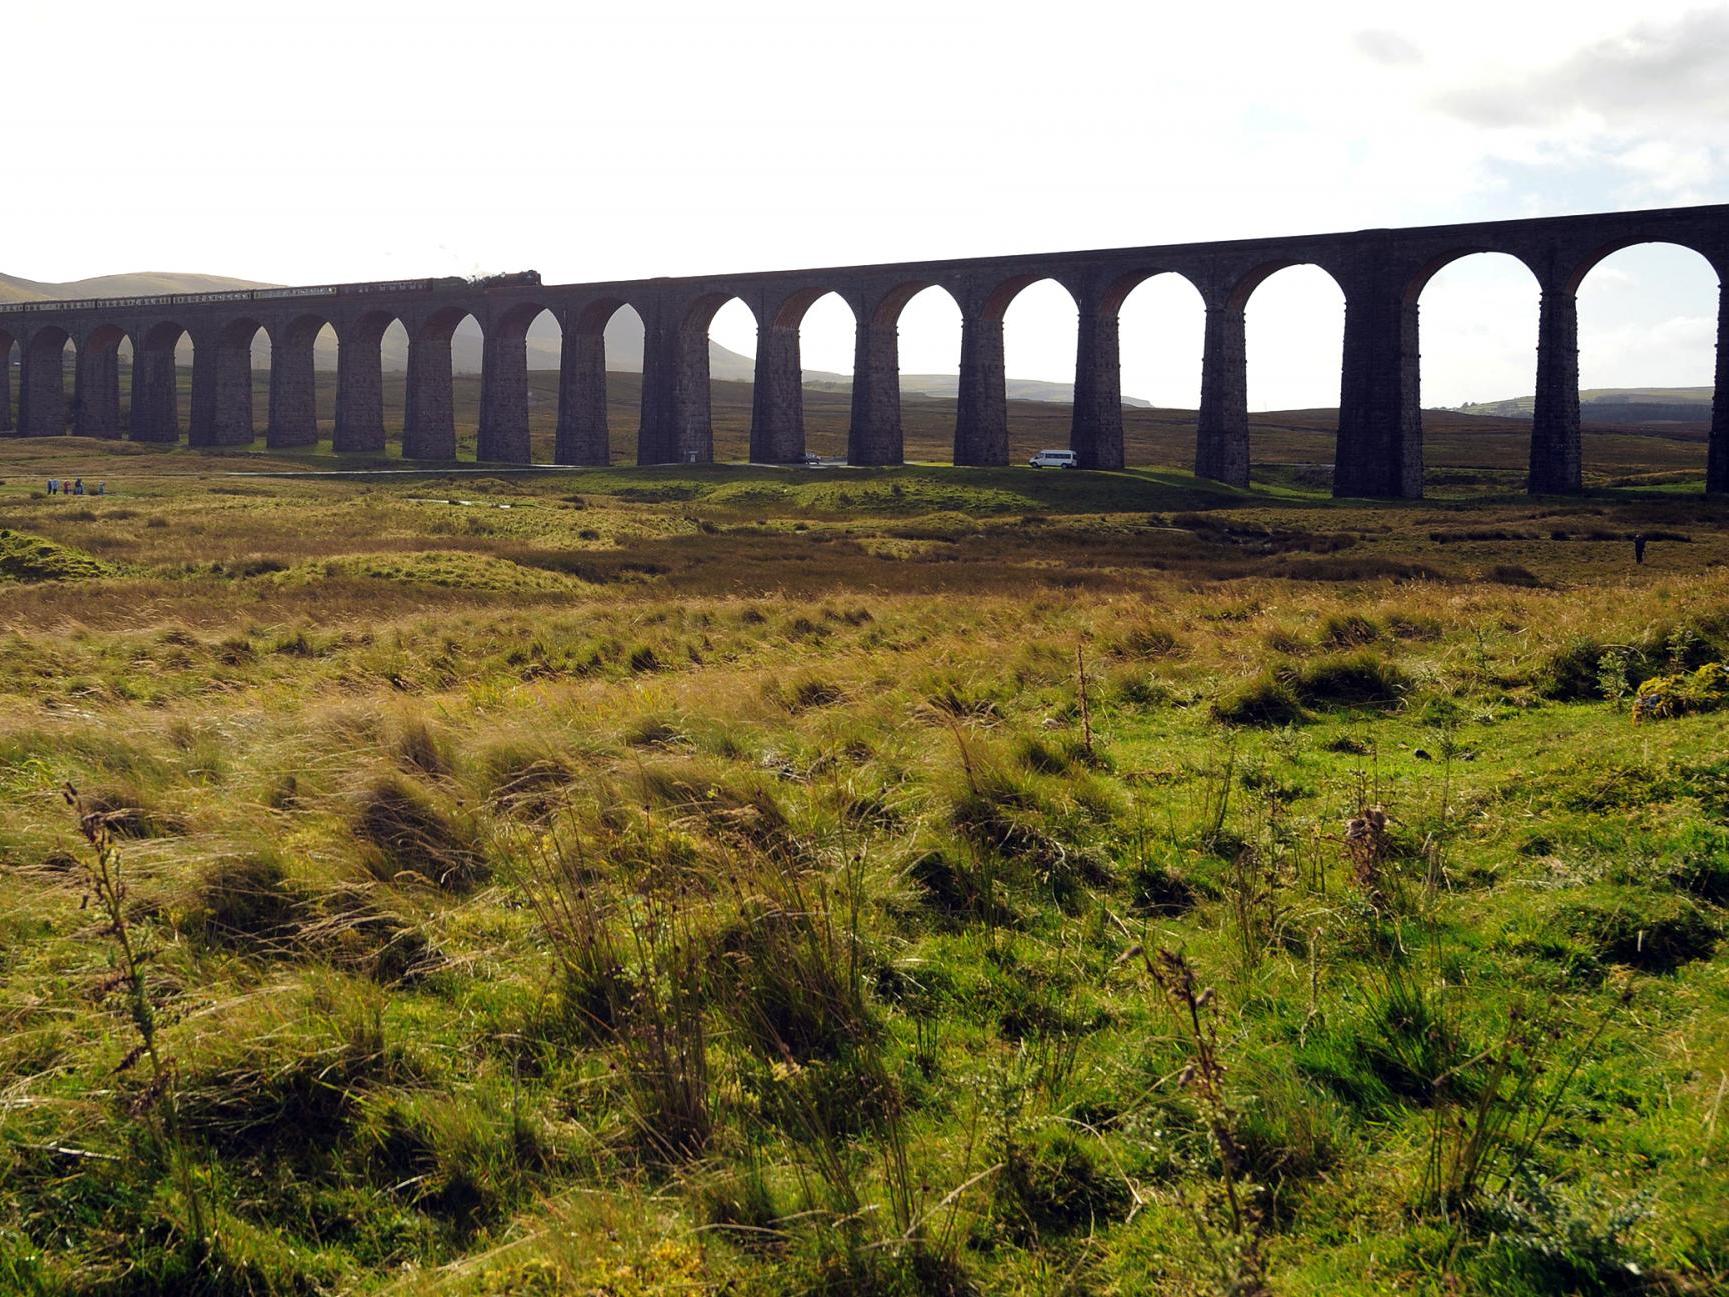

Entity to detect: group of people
[45,478,105,497]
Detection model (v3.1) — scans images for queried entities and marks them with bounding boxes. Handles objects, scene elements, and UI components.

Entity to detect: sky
[8,0,1728,408]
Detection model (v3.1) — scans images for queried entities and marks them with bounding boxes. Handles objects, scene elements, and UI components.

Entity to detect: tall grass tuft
[500,823,711,1162]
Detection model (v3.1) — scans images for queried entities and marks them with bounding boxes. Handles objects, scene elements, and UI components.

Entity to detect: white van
[1028,449,1078,469]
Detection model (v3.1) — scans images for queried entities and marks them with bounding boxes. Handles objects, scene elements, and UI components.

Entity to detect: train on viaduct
[1,203,1725,498]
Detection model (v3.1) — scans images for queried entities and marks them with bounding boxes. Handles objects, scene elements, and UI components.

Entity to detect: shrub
[714,878,875,1063]
[782,676,845,711]
[354,776,486,890]
[176,994,398,1159]
[1116,621,1182,659]
[190,853,302,949]
[951,772,1105,890]
[1485,563,1544,587]
[1631,662,1729,723]
[1214,676,1307,727]
[1128,857,1201,915]
[1541,637,1610,701]
[1290,651,1409,710]
[1555,886,1720,974]
[1012,733,1088,776]
[992,1132,1131,1244]
[1320,613,1381,647]
[480,741,575,817]
[394,716,453,777]
[81,785,185,839]
[1661,823,1729,904]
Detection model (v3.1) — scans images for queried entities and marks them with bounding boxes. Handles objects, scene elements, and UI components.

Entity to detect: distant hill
[2,268,1145,405]
[1,269,267,303]
[1454,387,1713,423]
[803,373,1151,408]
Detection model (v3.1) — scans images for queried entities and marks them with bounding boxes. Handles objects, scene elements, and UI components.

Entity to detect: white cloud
[1354,29,1424,66]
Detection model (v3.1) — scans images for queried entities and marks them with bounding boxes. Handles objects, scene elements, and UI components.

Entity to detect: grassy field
[0,435,1726,1295]
[11,364,1714,489]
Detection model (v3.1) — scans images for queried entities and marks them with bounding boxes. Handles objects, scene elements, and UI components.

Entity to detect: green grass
[0,438,1723,1294]
[0,527,114,583]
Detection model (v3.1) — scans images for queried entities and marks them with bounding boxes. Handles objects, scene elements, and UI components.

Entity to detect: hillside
[1457,386,1714,422]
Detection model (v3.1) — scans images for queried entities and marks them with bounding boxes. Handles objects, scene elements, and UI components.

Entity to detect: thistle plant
[63,783,213,1266]
[1139,945,1269,1296]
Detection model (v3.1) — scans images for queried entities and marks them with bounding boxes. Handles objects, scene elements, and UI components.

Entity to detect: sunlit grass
[0,440,1724,1294]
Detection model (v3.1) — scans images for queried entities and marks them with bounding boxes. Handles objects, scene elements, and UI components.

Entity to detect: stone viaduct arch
[17,324,74,435]
[1,203,1724,495]
[554,297,637,466]
[73,324,128,437]
[268,314,331,448]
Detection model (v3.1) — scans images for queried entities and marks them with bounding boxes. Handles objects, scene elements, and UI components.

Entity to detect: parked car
[1029,449,1078,469]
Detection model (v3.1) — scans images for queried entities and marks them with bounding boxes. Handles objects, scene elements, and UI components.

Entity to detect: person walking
[46,478,57,496]
[1634,533,1648,565]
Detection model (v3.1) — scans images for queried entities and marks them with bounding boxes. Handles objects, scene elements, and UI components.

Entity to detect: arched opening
[704,297,757,461]
[995,277,1081,465]
[116,335,134,433]
[1239,263,1347,484]
[19,326,75,436]
[478,302,558,464]
[0,328,18,434]
[887,284,964,463]
[745,289,857,464]
[557,298,641,466]
[797,292,856,461]
[1404,251,1541,490]
[314,321,340,434]
[191,317,266,447]
[404,307,476,461]
[1116,272,1206,470]
[1574,242,1719,487]
[377,320,406,442]
[131,322,189,443]
[524,307,562,463]
[75,325,129,437]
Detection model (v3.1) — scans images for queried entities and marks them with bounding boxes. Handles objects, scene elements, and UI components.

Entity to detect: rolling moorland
[5,359,1714,490]
[0,391,1725,1295]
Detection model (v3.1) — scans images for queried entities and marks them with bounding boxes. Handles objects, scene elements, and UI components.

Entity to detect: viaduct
[2,203,1726,497]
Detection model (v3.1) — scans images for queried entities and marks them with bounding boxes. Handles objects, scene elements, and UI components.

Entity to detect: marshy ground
[0,434,1726,1295]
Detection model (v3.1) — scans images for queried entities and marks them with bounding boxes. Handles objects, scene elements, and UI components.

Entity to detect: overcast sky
[9,1,1727,407]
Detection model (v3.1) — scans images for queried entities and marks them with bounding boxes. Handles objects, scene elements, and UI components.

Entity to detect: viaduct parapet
[2,204,1726,497]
